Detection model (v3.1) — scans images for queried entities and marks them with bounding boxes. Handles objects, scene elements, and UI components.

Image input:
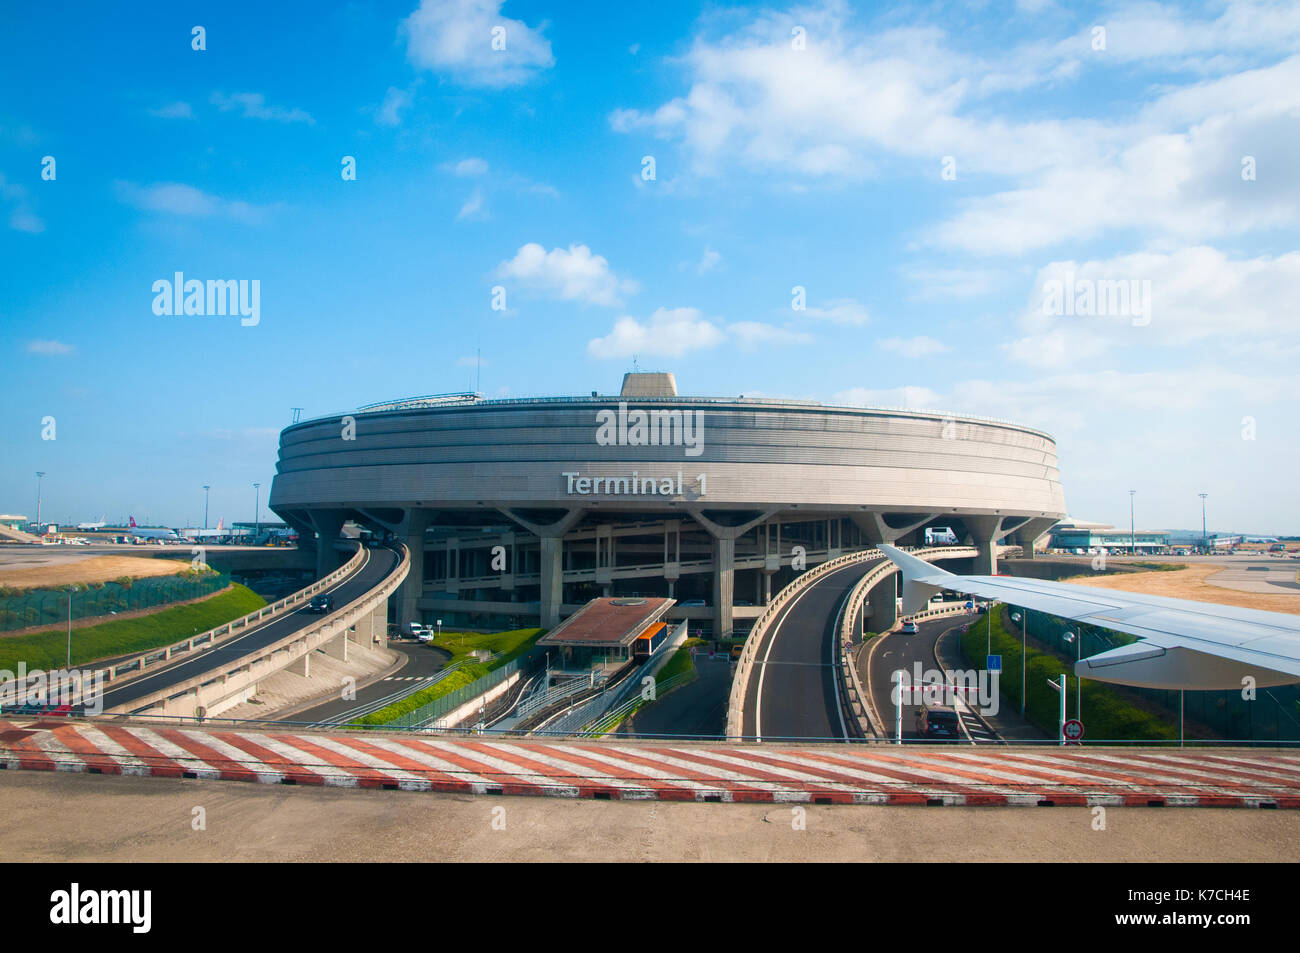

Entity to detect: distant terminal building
[1050,521,1170,554]
[269,372,1066,638]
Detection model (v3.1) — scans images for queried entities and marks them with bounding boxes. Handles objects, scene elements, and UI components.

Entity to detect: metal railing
[381,650,542,730]
[312,652,502,726]
[838,546,1020,739]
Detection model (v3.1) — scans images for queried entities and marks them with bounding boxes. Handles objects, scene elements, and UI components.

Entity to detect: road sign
[987,654,1002,673]
[961,624,970,633]
[1063,719,1084,744]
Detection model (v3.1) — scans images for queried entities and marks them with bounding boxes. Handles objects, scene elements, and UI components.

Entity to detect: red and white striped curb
[2,719,1298,807]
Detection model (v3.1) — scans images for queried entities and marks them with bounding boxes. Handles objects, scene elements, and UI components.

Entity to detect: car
[900,621,919,634]
[915,704,961,742]
[678,599,706,607]
[729,642,744,660]
[307,593,334,614]
[416,628,436,643]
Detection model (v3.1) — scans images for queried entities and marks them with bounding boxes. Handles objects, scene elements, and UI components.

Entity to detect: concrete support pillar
[963,515,1005,576]
[287,652,310,677]
[712,535,735,639]
[850,512,936,549]
[312,511,346,580]
[763,571,773,605]
[497,506,585,629]
[539,534,564,628]
[367,602,388,648]
[867,574,898,631]
[1009,517,1059,561]
[399,509,433,633]
[321,628,349,662]
[688,508,778,640]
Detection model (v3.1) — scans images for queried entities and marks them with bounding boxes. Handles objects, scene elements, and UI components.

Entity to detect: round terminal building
[269,372,1066,638]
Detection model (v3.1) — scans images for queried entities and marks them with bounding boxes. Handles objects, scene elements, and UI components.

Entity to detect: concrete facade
[270,376,1066,638]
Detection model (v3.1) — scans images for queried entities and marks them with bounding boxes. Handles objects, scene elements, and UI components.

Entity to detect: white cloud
[210,91,314,124]
[878,335,951,358]
[114,181,276,224]
[610,5,1300,253]
[802,297,870,325]
[375,86,414,126]
[497,243,638,307]
[0,172,43,233]
[149,102,193,119]
[449,157,489,176]
[697,247,722,274]
[26,339,73,355]
[1006,247,1300,367]
[728,321,814,350]
[902,266,1002,300]
[402,0,554,88]
[833,385,944,410]
[588,307,725,358]
[457,190,485,220]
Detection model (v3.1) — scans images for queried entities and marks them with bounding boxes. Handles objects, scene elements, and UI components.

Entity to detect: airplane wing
[878,544,1300,690]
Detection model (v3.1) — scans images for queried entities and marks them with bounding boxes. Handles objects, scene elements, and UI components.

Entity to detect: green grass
[959,610,1176,742]
[654,645,697,686]
[351,627,545,727]
[0,583,266,672]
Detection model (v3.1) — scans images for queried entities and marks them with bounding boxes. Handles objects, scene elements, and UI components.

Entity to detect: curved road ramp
[0,718,1296,808]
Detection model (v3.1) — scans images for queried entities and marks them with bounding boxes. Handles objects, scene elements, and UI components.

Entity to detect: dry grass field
[1067,563,1300,615]
[0,555,190,590]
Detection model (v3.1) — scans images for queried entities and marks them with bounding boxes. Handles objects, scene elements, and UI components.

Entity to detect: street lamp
[35,471,45,530]
[1011,610,1028,716]
[1064,630,1081,721]
[1199,492,1208,552]
[67,585,78,667]
[202,485,210,530]
[1129,490,1136,556]
[253,483,261,537]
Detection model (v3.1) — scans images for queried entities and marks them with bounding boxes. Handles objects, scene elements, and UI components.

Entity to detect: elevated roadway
[98,545,402,715]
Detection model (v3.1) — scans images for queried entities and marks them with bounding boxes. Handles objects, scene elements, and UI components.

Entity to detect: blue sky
[2,0,1298,532]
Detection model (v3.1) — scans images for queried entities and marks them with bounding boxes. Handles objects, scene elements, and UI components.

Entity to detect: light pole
[1199,492,1208,552]
[1011,610,1027,716]
[1065,630,1081,721]
[253,483,261,538]
[1129,489,1136,555]
[202,485,210,530]
[67,585,78,667]
[35,471,45,530]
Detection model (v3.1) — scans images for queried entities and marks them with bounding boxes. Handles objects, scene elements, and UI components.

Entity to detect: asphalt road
[620,652,731,738]
[288,640,451,724]
[98,545,401,713]
[866,615,999,743]
[742,560,882,741]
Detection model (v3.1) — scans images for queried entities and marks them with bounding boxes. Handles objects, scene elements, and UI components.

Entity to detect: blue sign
[987,654,1002,673]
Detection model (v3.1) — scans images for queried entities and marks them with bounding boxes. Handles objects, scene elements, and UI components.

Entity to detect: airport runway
[95,546,400,713]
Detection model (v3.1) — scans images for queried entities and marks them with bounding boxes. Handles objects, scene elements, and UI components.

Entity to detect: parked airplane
[127,516,181,541]
[187,519,229,540]
[75,515,107,530]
